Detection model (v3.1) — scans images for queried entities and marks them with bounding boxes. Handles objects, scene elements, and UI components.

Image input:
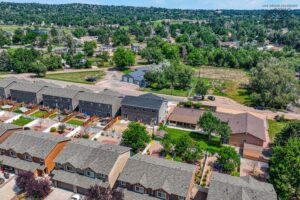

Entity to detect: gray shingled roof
[42,87,81,99]
[0,78,17,88]
[207,172,277,200]
[118,154,195,197]
[0,155,45,172]
[52,170,109,189]
[79,92,123,105]
[0,130,70,159]
[121,94,164,110]
[0,122,21,136]
[54,139,130,175]
[99,89,123,97]
[123,190,158,200]
[9,82,47,93]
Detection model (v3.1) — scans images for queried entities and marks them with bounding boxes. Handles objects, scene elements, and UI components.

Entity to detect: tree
[121,122,150,152]
[83,41,97,56]
[175,134,192,156]
[112,30,130,46]
[249,58,299,109]
[0,51,12,71]
[15,171,35,191]
[216,146,240,173]
[176,64,193,89]
[188,48,206,66]
[270,137,300,200]
[41,54,61,71]
[32,61,47,77]
[275,120,300,146]
[194,79,209,99]
[72,28,87,38]
[198,112,220,139]
[162,43,180,61]
[217,123,232,144]
[26,178,51,198]
[140,47,164,64]
[183,143,203,164]
[85,185,124,200]
[113,47,135,70]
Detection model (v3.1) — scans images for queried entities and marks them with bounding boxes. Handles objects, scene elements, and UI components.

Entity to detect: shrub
[50,127,57,132]
[82,133,89,139]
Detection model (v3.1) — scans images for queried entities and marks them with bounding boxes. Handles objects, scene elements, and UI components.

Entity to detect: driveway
[45,187,74,200]
[0,178,19,200]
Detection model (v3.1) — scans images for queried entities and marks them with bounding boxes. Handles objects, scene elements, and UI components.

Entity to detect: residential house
[0,122,22,143]
[78,90,123,118]
[131,43,146,53]
[0,130,70,176]
[0,78,18,99]
[51,139,131,194]
[118,154,196,200]
[42,87,83,111]
[168,107,268,148]
[121,93,167,125]
[207,172,277,200]
[122,70,148,87]
[10,82,48,104]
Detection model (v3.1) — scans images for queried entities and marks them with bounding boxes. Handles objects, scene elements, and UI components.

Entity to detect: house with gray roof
[118,154,196,200]
[122,70,148,87]
[42,87,83,111]
[207,172,277,200]
[0,78,18,99]
[51,139,131,194]
[121,93,167,125]
[78,91,123,118]
[9,82,48,104]
[0,130,70,176]
[0,122,22,143]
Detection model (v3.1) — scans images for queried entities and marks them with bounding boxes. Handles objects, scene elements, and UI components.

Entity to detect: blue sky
[3,0,300,9]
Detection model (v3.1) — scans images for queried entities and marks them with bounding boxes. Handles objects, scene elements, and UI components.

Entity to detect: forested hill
[0,2,300,26]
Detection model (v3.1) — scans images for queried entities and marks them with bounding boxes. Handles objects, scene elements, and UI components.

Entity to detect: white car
[71,194,81,200]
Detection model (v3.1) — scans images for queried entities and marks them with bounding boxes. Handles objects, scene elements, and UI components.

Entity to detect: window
[10,151,16,157]
[157,191,166,199]
[178,196,185,200]
[65,165,74,172]
[86,170,95,178]
[134,185,144,194]
[98,173,106,179]
[24,154,32,161]
[119,181,126,187]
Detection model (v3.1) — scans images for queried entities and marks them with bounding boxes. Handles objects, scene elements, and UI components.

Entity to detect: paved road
[3,68,300,120]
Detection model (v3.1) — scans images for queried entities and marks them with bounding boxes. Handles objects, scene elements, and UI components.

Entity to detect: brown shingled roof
[168,107,267,141]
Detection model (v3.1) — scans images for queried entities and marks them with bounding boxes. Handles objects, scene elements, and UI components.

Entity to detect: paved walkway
[0,179,18,200]
[45,188,74,200]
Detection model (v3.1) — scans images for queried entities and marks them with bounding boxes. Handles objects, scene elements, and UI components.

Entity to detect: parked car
[71,194,82,200]
[208,96,215,101]
[4,172,9,179]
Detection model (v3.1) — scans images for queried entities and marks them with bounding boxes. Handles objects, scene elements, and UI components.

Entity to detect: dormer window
[98,173,106,179]
[65,165,74,172]
[86,170,95,178]
[24,154,32,161]
[10,151,16,157]
[157,191,167,200]
[178,196,185,200]
[134,185,144,194]
[119,181,126,187]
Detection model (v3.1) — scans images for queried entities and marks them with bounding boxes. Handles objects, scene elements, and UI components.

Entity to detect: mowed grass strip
[45,70,105,84]
[268,120,289,142]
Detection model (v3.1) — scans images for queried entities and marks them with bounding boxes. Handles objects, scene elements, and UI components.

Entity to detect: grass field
[31,110,48,118]
[45,70,105,84]
[163,127,222,153]
[67,119,84,126]
[268,120,289,142]
[11,116,33,126]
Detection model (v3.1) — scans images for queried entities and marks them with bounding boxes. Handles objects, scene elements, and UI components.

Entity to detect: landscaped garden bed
[67,119,84,126]
[31,110,49,118]
[11,116,34,126]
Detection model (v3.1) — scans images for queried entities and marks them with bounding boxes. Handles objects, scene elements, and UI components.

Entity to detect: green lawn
[11,116,34,126]
[67,119,84,126]
[44,70,105,84]
[268,120,289,142]
[163,127,222,153]
[13,108,24,114]
[31,111,48,118]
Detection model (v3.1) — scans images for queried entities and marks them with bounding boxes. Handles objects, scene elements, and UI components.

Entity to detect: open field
[44,70,105,84]
[163,127,222,153]
[268,120,289,142]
